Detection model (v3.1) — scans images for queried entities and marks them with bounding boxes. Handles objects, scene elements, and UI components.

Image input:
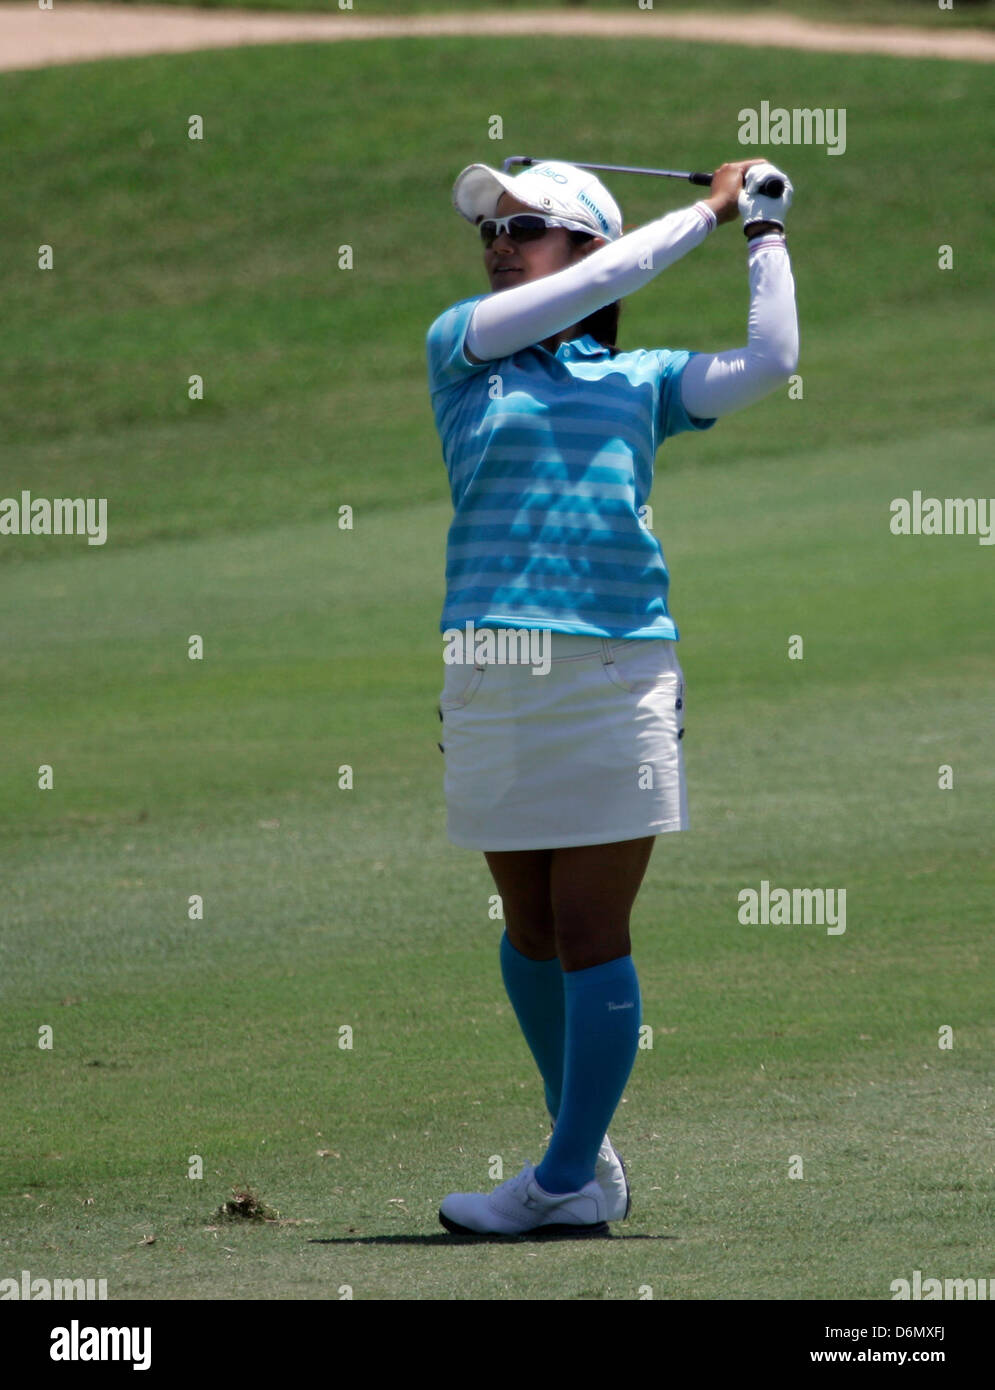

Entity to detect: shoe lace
[506,1165,537,1203]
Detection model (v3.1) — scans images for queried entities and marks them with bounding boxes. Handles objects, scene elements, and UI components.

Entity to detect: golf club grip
[692,173,785,199]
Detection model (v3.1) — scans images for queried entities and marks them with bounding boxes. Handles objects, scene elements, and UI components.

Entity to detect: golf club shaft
[501,156,785,200]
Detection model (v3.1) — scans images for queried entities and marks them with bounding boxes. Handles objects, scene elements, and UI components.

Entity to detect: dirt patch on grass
[1,3,992,73]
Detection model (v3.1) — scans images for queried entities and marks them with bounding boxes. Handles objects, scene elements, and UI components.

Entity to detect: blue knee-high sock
[499,931,565,1123]
[534,955,641,1195]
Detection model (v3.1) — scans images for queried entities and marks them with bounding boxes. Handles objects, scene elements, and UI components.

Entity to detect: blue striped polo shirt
[426,294,716,639]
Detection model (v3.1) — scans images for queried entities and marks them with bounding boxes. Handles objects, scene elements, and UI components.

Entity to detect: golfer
[427,156,798,1235]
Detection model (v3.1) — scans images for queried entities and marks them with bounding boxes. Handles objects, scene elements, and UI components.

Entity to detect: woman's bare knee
[484,849,556,960]
[555,915,631,972]
[506,919,557,961]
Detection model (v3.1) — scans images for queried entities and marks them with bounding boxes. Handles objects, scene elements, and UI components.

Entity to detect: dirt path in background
[1,2,993,72]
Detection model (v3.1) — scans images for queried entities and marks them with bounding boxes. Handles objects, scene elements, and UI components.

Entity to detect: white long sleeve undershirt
[681,234,798,418]
[465,201,717,361]
[463,203,799,420]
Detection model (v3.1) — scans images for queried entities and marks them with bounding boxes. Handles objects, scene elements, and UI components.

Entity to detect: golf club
[501,155,785,200]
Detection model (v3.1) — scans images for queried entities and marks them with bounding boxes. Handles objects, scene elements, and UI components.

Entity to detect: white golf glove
[738,162,793,232]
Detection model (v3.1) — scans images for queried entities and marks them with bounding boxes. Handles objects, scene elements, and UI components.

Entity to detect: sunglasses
[478,213,588,247]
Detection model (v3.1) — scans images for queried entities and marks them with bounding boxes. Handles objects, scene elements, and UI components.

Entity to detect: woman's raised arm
[466,203,716,361]
[680,232,799,419]
[680,160,798,417]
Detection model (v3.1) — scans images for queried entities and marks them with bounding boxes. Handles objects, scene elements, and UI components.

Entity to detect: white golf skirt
[437,633,688,851]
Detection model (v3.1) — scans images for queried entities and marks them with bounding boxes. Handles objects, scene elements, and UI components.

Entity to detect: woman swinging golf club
[427,155,798,1236]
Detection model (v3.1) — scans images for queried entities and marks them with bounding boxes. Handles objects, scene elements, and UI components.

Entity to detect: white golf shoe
[439,1162,610,1238]
[595,1135,631,1222]
[544,1117,631,1222]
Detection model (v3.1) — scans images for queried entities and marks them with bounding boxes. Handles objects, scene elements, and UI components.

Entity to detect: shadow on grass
[309,1232,676,1245]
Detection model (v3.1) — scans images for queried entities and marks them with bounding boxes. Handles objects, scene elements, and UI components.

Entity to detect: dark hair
[568,230,622,352]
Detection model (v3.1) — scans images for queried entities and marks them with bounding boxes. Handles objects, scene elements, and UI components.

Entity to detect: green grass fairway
[1,34,993,1301]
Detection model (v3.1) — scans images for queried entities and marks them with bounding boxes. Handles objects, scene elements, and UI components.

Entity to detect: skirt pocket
[602,638,679,695]
[439,660,487,711]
